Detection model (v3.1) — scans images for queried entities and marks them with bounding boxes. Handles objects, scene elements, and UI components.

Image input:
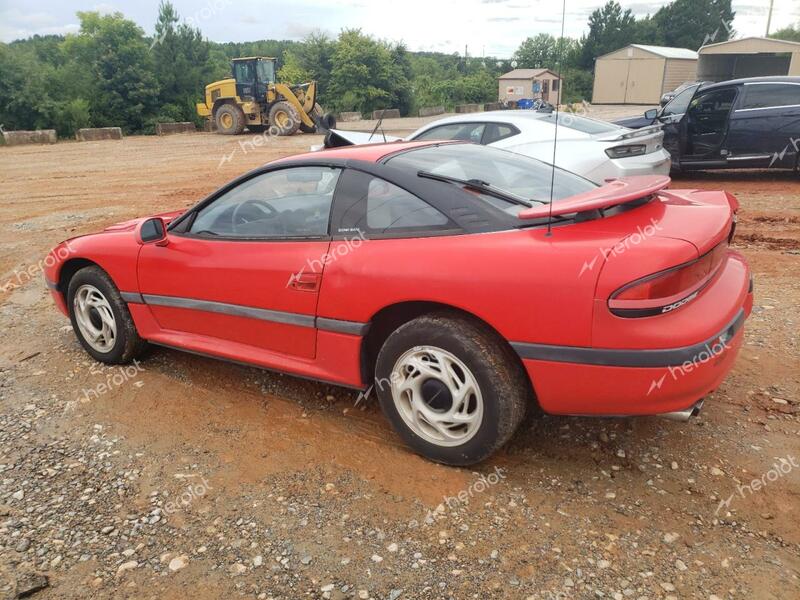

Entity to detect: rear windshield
[536,112,620,135]
[385,143,596,215]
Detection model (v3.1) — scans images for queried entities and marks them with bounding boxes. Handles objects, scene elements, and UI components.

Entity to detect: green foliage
[770,25,800,43]
[653,0,735,49]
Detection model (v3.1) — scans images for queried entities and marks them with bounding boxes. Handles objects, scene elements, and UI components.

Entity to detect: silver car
[406,111,671,185]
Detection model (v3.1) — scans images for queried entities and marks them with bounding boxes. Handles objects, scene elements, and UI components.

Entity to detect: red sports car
[44,141,753,465]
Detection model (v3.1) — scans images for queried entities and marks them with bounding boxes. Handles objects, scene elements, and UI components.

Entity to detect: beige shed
[592,44,698,104]
[698,37,800,81]
[498,69,562,105]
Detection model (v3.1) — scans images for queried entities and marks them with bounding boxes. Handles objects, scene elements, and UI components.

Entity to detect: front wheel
[374,312,529,466]
[67,266,147,364]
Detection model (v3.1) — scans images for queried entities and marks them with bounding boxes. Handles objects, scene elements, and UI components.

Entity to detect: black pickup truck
[615,76,800,173]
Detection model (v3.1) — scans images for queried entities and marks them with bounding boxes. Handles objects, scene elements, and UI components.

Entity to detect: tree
[63,12,159,132]
[151,1,212,123]
[653,0,735,49]
[579,1,637,68]
[770,24,800,43]
[325,30,411,116]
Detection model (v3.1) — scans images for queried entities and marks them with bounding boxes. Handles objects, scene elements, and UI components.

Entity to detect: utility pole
[766,0,774,36]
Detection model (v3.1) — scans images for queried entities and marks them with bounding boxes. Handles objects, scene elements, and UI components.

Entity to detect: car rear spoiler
[595,123,664,142]
[518,175,671,220]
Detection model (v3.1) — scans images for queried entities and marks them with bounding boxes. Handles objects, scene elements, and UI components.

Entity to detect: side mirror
[139,217,168,246]
[644,108,658,120]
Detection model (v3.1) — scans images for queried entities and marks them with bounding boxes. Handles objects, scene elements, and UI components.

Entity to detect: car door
[136,165,341,360]
[726,82,800,168]
[679,87,737,164]
[656,84,700,163]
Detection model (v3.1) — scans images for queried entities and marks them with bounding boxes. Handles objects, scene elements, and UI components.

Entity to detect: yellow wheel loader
[196,57,336,136]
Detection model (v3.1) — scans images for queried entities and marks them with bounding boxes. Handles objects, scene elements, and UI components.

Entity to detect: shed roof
[598,44,698,60]
[699,36,800,54]
[499,68,560,80]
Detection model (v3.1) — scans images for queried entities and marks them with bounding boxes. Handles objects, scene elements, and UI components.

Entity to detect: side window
[661,86,697,117]
[366,178,449,231]
[740,84,800,110]
[414,123,486,143]
[483,123,518,145]
[189,166,340,239]
[689,88,736,116]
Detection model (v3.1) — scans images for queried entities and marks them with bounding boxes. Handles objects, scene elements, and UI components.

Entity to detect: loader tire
[215,104,246,135]
[299,103,323,133]
[269,102,301,136]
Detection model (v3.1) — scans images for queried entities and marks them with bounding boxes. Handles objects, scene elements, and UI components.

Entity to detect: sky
[0,0,797,57]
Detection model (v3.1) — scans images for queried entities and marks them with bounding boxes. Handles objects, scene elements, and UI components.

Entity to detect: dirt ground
[0,127,798,600]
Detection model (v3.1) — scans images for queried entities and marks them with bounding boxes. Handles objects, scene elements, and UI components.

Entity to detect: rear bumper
[610,148,672,177]
[519,311,745,415]
[514,252,752,417]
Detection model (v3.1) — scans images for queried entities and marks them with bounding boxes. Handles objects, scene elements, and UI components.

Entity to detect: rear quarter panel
[318,227,625,348]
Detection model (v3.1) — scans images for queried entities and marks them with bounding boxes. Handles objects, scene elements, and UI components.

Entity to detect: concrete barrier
[455,104,483,114]
[339,112,363,122]
[2,130,57,146]
[371,108,401,119]
[155,122,196,136]
[418,106,445,118]
[484,102,504,111]
[76,127,123,142]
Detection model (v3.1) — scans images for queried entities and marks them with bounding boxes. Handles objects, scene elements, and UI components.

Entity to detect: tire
[374,312,529,466]
[67,266,147,364]
[215,104,246,135]
[299,103,323,133]
[269,101,301,136]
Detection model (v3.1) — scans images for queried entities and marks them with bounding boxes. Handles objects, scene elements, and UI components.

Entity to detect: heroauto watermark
[579,217,664,277]
[217,122,298,169]
[163,477,213,515]
[77,360,146,404]
[286,230,368,288]
[769,137,800,168]
[150,0,233,49]
[425,466,507,523]
[647,335,732,396]
[714,455,798,516]
[2,241,76,294]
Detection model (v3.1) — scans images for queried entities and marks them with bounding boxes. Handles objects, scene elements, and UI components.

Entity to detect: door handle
[287,272,320,292]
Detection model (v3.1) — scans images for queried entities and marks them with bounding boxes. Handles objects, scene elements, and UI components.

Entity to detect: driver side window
[415,123,486,143]
[189,167,340,239]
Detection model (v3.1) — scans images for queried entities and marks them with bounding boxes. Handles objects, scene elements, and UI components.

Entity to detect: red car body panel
[44,141,753,415]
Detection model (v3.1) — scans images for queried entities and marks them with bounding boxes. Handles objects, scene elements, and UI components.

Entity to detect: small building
[592,44,698,104]
[698,37,800,81]
[499,69,562,105]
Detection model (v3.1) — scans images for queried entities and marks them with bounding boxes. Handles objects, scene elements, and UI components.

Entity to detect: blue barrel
[517,98,535,110]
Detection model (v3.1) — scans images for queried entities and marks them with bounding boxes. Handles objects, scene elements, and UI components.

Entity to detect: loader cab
[231,57,276,102]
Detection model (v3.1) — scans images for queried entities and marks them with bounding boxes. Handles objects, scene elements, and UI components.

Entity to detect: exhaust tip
[659,399,704,422]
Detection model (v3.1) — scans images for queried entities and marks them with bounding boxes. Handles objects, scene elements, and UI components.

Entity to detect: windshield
[386,144,596,216]
[661,84,699,117]
[256,59,275,83]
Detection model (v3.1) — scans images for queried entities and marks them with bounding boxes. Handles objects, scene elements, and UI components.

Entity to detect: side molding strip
[120,291,370,336]
[511,309,745,368]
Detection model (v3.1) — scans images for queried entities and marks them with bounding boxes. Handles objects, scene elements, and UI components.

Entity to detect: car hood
[102,210,184,233]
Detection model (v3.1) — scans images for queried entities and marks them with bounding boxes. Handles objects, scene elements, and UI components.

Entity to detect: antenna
[546,0,567,237]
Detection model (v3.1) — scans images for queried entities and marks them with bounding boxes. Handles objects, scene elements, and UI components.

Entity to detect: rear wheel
[374,312,529,466]
[215,104,246,135]
[67,266,147,364]
[269,101,301,136]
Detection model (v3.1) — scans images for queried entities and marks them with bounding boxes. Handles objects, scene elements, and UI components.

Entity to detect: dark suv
[615,76,800,173]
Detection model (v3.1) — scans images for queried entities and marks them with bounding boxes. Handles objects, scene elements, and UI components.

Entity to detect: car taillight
[609,243,728,317]
[605,144,646,159]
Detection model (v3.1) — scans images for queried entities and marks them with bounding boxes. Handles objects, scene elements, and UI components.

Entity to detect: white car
[322,111,671,185]
[407,111,671,184]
